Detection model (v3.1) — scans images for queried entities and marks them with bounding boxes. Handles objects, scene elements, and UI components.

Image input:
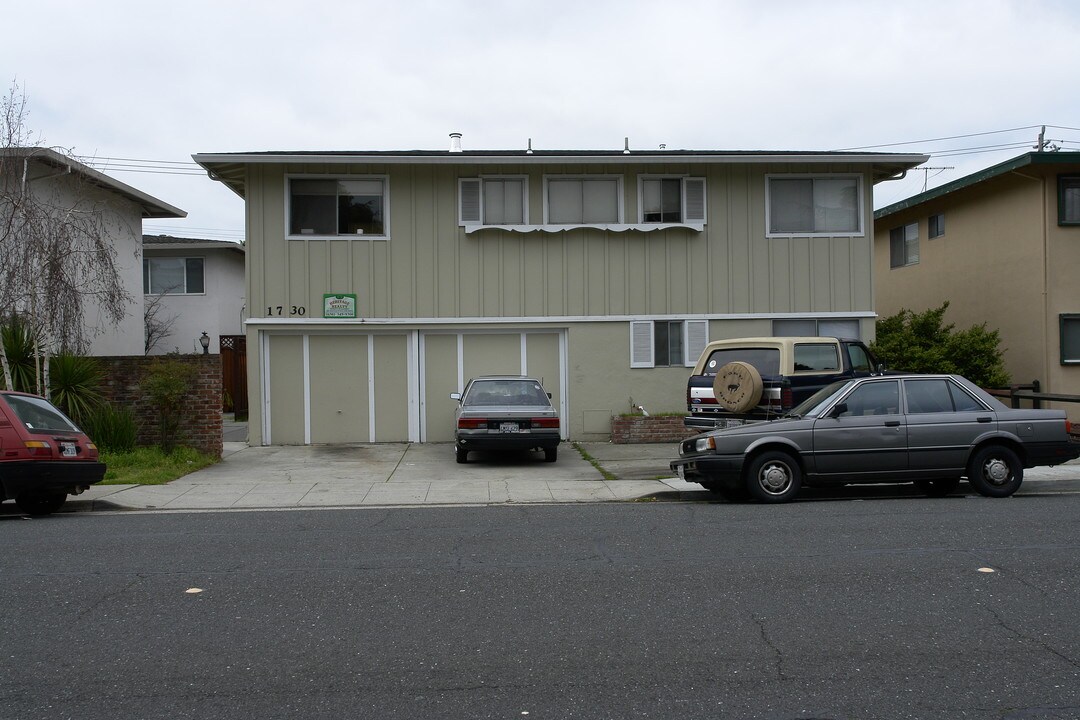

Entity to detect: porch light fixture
[199,332,210,354]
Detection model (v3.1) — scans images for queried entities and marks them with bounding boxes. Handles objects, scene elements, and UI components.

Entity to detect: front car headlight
[694,436,716,453]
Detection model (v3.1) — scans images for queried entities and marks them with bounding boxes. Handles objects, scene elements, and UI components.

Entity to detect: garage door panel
[373,335,409,442]
[310,335,369,443]
[423,334,459,442]
[462,334,521,380]
[268,335,305,445]
[526,333,561,413]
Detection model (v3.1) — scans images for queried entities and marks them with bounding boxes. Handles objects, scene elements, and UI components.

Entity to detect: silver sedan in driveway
[670,374,1080,503]
[451,376,561,464]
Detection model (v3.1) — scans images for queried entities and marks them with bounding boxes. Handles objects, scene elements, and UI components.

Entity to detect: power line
[832,125,1043,151]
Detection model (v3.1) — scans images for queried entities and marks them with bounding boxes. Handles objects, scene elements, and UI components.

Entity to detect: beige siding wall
[874,164,1080,419]
[245,163,877,323]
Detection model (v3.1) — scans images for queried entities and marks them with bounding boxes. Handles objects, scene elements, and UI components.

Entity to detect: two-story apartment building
[874,152,1080,418]
[194,141,926,445]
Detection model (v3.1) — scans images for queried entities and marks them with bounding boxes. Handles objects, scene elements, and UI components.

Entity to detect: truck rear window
[702,348,780,376]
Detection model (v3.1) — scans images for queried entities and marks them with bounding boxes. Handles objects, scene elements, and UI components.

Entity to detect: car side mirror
[876,362,888,375]
[450,392,461,401]
[830,403,848,418]
[546,392,552,399]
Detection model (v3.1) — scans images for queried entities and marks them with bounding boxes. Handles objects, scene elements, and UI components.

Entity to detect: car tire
[455,446,468,464]
[745,451,801,503]
[16,491,67,516]
[915,477,961,498]
[967,445,1023,498]
[544,446,558,463]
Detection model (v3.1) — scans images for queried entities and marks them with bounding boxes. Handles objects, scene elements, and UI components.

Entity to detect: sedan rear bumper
[456,432,561,452]
[0,460,107,500]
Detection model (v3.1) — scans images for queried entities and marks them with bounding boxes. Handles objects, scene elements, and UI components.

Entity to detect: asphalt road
[3,494,1079,720]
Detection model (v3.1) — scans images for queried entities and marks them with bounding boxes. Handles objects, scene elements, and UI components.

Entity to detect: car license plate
[60,442,76,457]
[499,422,520,433]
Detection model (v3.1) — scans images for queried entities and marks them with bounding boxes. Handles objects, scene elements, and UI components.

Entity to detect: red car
[0,391,106,515]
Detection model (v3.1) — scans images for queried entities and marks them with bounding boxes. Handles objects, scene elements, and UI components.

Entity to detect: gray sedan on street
[670,374,1079,503]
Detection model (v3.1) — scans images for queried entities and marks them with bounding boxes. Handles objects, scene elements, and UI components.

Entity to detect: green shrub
[871,302,1010,387]
[48,353,104,423]
[1,318,37,392]
[141,356,197,453]
[81,403,137,452]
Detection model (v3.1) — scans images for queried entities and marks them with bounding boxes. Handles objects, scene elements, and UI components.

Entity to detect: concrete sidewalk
[62,442,698,512]
[49,440,1080,514]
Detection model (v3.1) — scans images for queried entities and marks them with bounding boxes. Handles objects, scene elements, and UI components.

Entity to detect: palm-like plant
[47,353,104,423]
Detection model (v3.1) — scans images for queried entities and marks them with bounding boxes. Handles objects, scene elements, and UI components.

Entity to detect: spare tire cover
[712,361,764,413]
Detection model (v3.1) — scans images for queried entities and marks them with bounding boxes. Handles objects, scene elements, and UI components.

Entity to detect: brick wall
[96,354,222,457]
[610,415,697,444]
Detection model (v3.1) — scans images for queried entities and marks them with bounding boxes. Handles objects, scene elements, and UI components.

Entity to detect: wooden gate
[219,335,248,416]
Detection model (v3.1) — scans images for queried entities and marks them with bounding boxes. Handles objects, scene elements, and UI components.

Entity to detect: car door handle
[977,417,992,423]
[884,420,901,427]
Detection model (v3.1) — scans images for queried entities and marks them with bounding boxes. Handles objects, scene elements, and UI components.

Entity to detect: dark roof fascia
[142,234,245,253]
[874,151,1080,220]
[2,147,186,219]
[193,150,928,198]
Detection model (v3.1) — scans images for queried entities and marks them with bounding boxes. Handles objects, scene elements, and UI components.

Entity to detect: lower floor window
[630,320,709,368]
[1061,314,1080,364]
[773,318,861,339]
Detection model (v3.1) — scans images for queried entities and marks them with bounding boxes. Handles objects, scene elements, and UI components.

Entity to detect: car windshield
[463,380,551,407]
[786,380,849,418]
[4,394,81,433]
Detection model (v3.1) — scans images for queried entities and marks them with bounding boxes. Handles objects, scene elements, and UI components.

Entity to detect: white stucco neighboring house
[1,147,186,356]
[142,235,246,355]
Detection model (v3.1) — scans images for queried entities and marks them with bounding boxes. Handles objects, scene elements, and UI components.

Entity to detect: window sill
[288,234,389,241]
[463,222,704,235]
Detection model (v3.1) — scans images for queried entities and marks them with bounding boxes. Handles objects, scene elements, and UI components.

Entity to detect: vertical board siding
[247,163,877,323]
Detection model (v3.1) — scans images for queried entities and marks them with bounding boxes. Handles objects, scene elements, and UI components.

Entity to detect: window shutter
[459,179,481,225]
[630,321,654,368]
[683,320,709,367]
[683,178,706,223]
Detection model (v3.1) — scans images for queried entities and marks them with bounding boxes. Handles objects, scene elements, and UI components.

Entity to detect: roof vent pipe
[623,137,630,154]
[449,133,463,152]
[526,138,533,155]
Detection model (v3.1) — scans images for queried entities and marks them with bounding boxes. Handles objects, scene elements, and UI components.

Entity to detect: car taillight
[24,440,52,457]
[1068,420,1074,436]
[781,386,793,409]
[458,418,487,429]
[532,417,560,429]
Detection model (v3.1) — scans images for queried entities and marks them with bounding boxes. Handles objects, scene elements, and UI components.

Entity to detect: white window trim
[764,173,864,238]
[630,319,708,368]
[458,175,530,227]
[285,174,391,241]
[636,175,707,225]
[143,255,206,296]
[543,174,625,225]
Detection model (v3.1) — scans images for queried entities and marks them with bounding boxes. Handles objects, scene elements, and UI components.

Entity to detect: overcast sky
[4,0,1078,241]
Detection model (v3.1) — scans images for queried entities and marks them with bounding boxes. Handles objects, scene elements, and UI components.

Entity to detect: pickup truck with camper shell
[684,336,883,431]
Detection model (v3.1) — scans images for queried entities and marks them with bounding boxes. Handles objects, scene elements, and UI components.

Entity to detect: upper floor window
[1059,175,1080,225]
[546,177,621,224]
[639,176,707,224]
[890,222,919,267]
[929,213,945,238]
[289,177,388,238]
[144,257,204,295]
[773,318,861,340]
[458,177,527,226]
[767,175,862,236]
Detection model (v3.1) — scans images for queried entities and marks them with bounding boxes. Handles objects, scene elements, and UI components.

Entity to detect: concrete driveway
[67,441,692,512]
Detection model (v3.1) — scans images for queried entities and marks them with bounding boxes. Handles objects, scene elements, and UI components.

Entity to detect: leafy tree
[0,80,132,394]
[871,302,1010,387]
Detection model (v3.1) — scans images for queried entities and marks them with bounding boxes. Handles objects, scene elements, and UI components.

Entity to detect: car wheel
[915,477,961,498]
[967,445,1023,498]
[544,446,558,463]
[16,491,67,516]
[745,451,801,503]
[455,446,468,464]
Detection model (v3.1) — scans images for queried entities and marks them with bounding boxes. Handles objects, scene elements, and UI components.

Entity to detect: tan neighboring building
[194,141,925,445]
[874,152,1080,418]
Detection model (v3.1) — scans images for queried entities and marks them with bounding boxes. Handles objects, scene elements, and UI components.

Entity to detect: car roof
[467,375,543,382]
